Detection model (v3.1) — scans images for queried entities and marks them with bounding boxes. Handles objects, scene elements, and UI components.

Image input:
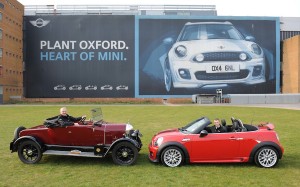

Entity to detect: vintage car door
[47,125,104,146]
[189,132,241,162]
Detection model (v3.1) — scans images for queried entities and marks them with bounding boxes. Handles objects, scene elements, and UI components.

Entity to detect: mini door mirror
[200,130,208,137]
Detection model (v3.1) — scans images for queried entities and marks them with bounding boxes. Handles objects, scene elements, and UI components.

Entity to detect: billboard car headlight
[154,137,164,147]
[175,45,187,57]
[239,53,247,61]
[251,44,262,55]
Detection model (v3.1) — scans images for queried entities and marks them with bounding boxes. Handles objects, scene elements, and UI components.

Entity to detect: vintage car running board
[43,150,103,158]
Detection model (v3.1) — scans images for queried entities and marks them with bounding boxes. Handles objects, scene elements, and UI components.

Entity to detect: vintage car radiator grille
[194,70,249,80]
[197,52,251,62]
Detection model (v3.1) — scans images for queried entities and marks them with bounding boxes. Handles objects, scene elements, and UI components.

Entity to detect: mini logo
[218,45,225,49]
[30,18,50,28]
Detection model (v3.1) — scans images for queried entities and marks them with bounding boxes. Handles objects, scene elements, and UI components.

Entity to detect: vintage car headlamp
[251,43,262,55]
[154,137,164,147]
[194,53,204,62]
[175,45,187,57]
[239,52,247,61]
[125,124,133,134]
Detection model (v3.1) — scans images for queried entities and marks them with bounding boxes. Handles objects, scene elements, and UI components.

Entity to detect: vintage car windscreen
[178,24,244,41]
[90,108,103,122]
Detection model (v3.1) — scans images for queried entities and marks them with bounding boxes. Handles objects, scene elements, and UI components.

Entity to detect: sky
[18,0,300,17]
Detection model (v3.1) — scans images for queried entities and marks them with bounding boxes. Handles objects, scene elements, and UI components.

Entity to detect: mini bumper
[148,143,159,163]
[170,58,265,88]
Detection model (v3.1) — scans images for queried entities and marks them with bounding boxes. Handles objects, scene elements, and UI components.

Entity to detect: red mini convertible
[10,108,142,166]
[148,117,284,168]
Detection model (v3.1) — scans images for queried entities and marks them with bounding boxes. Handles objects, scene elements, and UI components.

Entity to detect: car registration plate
[206,64,240,73]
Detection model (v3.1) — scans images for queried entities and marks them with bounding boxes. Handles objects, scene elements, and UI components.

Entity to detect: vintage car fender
[10,136,43,153]
[104,137,141,156]
[156,141,190,164]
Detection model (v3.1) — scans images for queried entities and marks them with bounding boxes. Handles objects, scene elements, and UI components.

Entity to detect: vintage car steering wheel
[80,116,86,123]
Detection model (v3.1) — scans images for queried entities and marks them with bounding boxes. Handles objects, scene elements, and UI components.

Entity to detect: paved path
[183,103,300,110]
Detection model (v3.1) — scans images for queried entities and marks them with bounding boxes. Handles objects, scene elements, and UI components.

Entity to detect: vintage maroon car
[149,117,284,168]
[10,108,142,166]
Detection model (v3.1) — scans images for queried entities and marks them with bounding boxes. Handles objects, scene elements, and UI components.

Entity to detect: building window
[0,29,2,39]
[0,48,2,58]
[0,3,4,9]
[0,12,2,21]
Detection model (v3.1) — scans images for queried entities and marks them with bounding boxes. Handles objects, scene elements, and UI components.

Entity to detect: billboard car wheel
[164,59,173,92]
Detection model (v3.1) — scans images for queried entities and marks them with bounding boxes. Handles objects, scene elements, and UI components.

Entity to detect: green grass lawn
[1,105,299,187]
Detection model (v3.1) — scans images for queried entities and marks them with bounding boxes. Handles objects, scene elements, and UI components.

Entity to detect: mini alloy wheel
[161,146,183,167]
[255,146,279,168]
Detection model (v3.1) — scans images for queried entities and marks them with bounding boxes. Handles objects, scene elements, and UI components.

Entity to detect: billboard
[24,15,279,98]
[24,15,135,98]
[138,17,279,96]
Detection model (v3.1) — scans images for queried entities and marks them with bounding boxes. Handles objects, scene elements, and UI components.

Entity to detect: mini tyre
[112,142,138,166]
[254,146,279,168]
[17,140,42,164]
[161,146,184,167]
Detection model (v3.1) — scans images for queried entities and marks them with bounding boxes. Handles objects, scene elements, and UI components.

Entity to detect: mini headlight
[154,137,164,147]
[194,53,204,62]
[175,45,187,57]
[239,53,247,61]
[251,44,262,55]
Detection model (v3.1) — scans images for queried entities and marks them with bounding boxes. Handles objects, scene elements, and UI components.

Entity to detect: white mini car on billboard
[162,21,266,92]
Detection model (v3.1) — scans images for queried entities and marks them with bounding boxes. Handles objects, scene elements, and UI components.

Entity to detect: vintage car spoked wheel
[17,140,42,164]
[112,142,138,166]
[164,60,173,92]
[254,147,279,168]
[161,146,183,167]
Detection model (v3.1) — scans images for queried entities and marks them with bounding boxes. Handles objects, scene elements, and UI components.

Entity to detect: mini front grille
[194,52,251,62]
[194,70,249,80]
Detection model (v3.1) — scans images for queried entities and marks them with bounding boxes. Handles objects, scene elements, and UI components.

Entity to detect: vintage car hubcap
[122,151,128,157]
[27,149,33,156]
[258,148,277,167]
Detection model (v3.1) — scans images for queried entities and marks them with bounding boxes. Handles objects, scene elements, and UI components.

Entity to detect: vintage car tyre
[164,59,173,92]
[13,126,26,141]
[112,142,138,166]
[17,140,42,164]
[254,146,279,168]
[161,146,184,167]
